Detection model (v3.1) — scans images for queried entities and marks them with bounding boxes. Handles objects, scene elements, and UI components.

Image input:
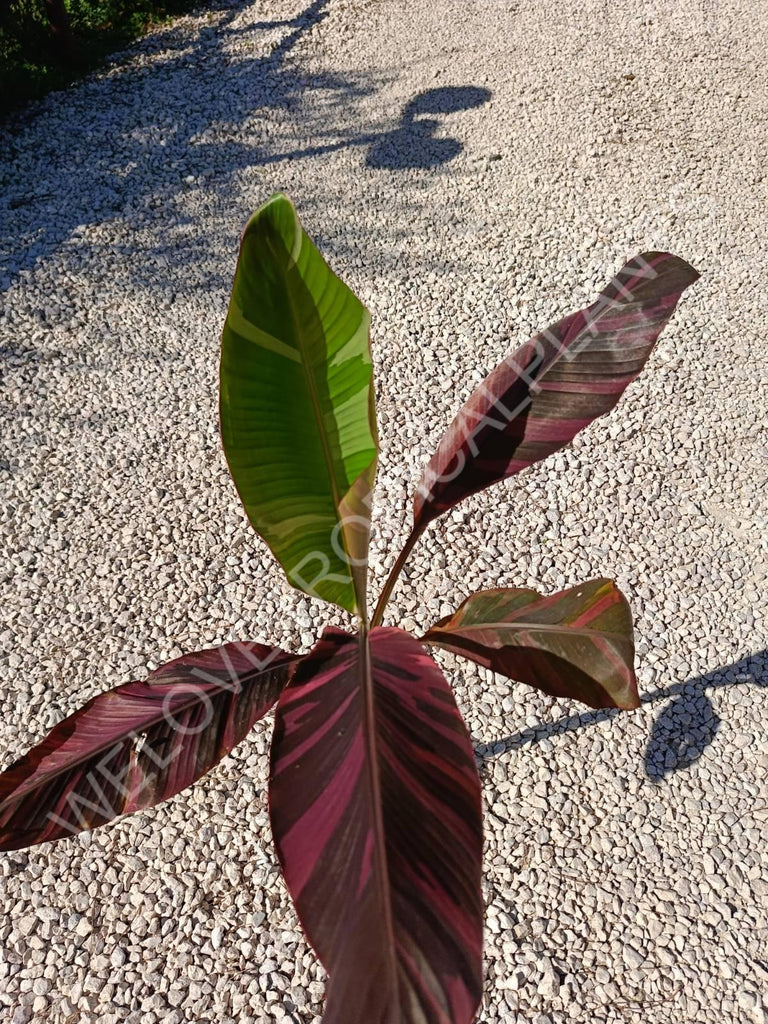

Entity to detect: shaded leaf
[270,627,483,1024]
[414,252,699,526]
[423,579,639,709]
[0,642,298,851]
[220,193,378,617]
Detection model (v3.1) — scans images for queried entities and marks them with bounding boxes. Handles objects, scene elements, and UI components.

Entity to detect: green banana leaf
[220,194,377,617]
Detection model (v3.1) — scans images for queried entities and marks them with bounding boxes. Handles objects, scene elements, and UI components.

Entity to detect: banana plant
[0,194,698,1024]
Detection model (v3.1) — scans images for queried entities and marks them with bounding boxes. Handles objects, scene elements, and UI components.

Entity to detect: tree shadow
[473,649,766,781]
[0,2,492,300]
[366,86,492,170]
[0,0,360,293]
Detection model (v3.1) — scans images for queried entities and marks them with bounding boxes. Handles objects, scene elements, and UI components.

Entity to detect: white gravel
[1,0,767,1022]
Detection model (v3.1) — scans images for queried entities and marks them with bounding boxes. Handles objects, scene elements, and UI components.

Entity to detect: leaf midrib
[429,621,628,642]
[283,230,351,585]
[359,630,399,999]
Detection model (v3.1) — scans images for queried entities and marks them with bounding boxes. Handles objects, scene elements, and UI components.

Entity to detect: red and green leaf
[0,642,299,851]
[414,252,699,527]
[269,627,483,1024]
[423,579,639,710]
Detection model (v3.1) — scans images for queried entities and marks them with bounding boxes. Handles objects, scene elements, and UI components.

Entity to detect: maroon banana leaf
[269,627,483,1024]
[414,252,699,528]
[0,642,299,851]
[422,579,639,710]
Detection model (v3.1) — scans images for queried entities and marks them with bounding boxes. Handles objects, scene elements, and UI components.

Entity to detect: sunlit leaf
[0,642,298,850]
[423,579,639,709]
[270,627,483,1024]
[221,194,378,616]
[414,252,699,527]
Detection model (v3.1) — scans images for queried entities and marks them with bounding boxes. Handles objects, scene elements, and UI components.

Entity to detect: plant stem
[370,525,424,628]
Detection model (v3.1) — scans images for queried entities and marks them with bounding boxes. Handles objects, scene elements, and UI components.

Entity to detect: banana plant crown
[0,194,699,1024]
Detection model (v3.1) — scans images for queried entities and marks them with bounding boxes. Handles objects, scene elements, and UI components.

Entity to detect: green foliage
[0,0,200,117]
[220,195,378,616]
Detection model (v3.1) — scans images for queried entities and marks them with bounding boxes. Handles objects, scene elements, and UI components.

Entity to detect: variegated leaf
[414,252,699,526]
[423,579,639,709]
[0,642,298,850]
[270,627,483,1024]
[221,194,378,617]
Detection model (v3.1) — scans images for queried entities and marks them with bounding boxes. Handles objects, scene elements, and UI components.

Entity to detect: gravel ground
[1,0,767,1021]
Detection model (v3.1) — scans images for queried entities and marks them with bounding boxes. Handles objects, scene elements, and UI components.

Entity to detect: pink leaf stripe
[414,252,699,526]
[0,642,298,851]
[270,627,483,1024]
[423,579,639,710]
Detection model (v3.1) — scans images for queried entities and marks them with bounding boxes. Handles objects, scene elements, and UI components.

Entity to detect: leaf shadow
[473,649,766,781]
[365,85,492,170]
